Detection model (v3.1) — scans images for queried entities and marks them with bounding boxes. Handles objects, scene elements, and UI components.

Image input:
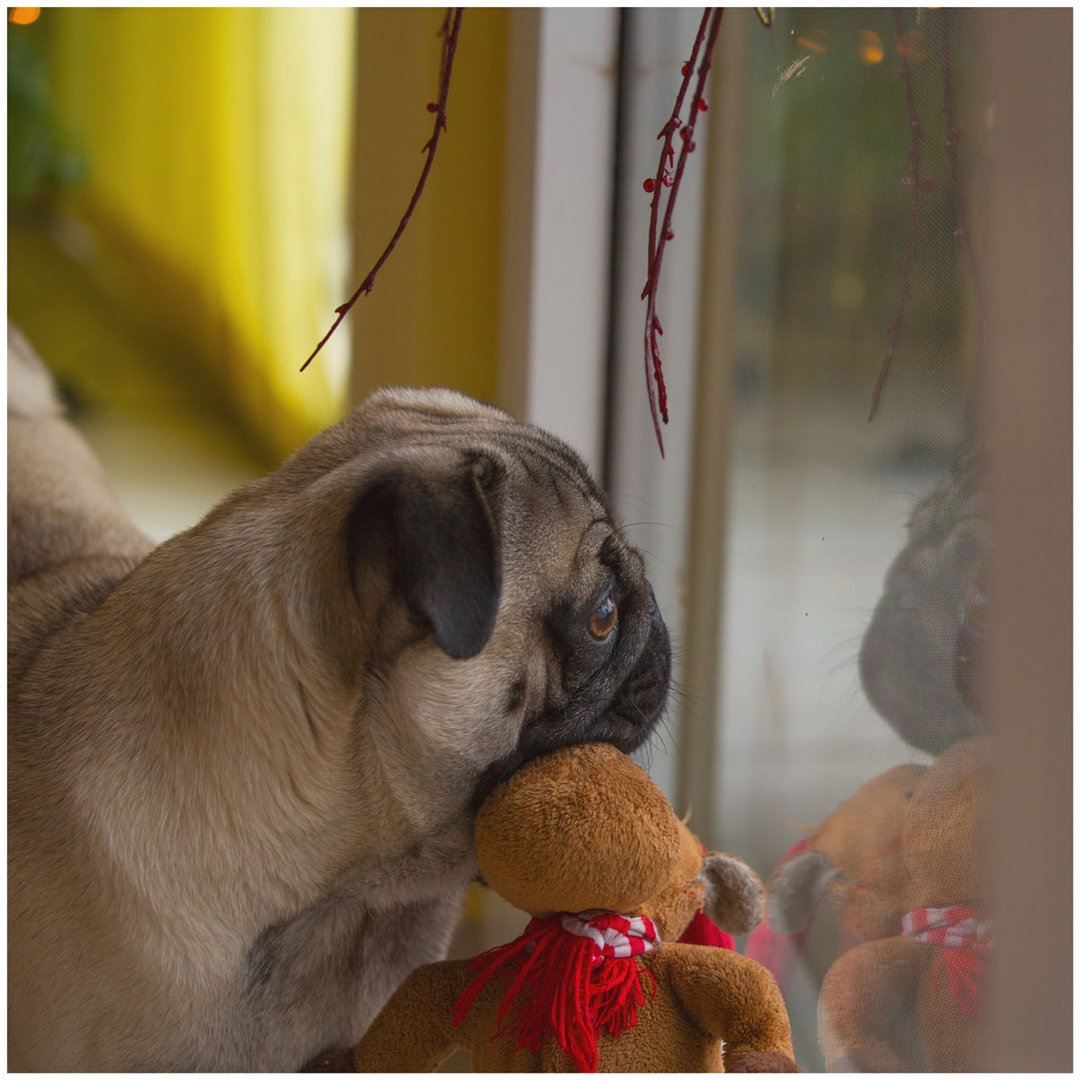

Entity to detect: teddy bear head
[766,738,991,940]
[902,737,990,907]
[766,763,926,940]
[474,742,764,942]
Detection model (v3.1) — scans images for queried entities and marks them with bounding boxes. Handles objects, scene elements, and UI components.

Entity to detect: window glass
[703,10,990,1070]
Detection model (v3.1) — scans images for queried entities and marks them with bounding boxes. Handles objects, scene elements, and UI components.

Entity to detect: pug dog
[8,325,671,1071]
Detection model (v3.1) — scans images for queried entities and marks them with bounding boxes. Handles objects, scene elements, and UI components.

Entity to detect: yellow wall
[39,9,508,457]
[47,8,355,460]
[349,9,508,406]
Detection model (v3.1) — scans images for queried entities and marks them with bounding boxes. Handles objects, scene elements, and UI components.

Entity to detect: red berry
[681,61,691,76]
[426,102,439,113]
[643,178,657,193]
[696,98,709,111]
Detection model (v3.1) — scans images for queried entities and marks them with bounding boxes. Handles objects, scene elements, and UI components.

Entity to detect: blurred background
[7,7,1070,1071]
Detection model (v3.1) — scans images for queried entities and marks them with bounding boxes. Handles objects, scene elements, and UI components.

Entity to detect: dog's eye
[587,594,618,641]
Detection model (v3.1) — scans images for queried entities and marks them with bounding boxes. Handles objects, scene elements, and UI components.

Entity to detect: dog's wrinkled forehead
[365,386,616,530]
[351,387,643,600]
[500,451,621,599]
[363,388,599,489]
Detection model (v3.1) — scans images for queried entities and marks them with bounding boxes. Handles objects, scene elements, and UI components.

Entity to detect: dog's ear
[347,451,504,660]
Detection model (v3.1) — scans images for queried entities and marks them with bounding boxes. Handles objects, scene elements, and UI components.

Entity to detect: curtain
[48,7,354,460]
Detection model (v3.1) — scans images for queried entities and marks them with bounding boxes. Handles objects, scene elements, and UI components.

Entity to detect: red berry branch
[868,9,931,422]
[641,8,724,456]
[940,10,981,321]
[301,8,464,373]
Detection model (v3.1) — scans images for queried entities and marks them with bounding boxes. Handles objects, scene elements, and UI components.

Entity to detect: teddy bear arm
[352,959,470,1072]
[818,936,926,1072]
[662,945,797,1072]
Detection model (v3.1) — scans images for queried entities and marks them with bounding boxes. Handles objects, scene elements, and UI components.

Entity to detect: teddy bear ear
[764,850,839,933]
[701,853,765,936]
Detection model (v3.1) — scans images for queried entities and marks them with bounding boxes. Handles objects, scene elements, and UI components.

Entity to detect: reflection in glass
[706,9,993,1071]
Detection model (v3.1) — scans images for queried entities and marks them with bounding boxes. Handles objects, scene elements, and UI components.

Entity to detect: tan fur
[8,323,154,587]
[8,330,670,1070]
[475,743,681,915]
[350,743,797,1072]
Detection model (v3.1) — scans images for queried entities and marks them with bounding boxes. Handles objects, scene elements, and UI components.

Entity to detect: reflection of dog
[859,449,986,753]
[8,326,671,1070]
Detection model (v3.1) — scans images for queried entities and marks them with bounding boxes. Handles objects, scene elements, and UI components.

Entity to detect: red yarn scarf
[900,904,991,1017]
[452,913,660,1072]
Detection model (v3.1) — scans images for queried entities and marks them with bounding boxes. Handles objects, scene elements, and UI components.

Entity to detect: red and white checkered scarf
[452,912,659,1072]
[901,905,991,1016]
[559,912,659,959]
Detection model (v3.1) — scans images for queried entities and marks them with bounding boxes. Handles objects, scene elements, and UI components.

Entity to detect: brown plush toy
[766,737,991,1072]
[766,762,927,946]
[348,743,797,1072]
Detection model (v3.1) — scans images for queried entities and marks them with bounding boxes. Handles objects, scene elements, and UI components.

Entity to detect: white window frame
[499,9,729,805]
[606,9,731,805]
[497,8,620,480]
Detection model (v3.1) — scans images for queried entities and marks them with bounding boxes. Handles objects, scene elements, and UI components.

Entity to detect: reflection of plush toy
[350,743,797,1072]
[767,763,926,945]
[766,739,991,1072]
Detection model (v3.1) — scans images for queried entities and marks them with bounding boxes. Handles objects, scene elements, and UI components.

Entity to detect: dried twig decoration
[869,10,980,420]
[641,8,724,456]
[940,10,980,314]
[302,8,464,372]
[868,9,930,422]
